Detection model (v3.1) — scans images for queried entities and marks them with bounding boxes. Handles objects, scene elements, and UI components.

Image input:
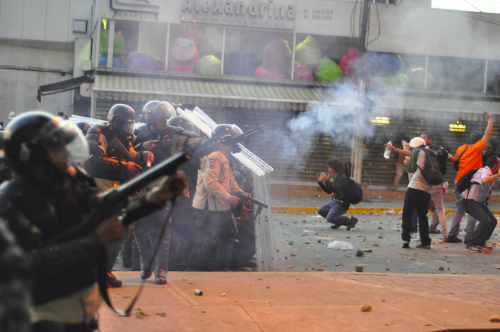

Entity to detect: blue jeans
[461,199,497,246]
[317,200,350,226]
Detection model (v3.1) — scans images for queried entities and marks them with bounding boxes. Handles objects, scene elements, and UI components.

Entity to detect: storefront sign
[181,0,296,30]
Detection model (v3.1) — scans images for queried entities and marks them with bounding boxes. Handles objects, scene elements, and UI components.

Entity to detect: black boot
[106,272,122,288]
[155,268,167,285]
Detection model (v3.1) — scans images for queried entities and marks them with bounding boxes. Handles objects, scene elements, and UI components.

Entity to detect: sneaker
[349,216,358,229]
[467,246,482,253]
[330,224,340,229]
[402,242,410,249]
[416,244,431,249]
[478,244,493,250]
[445,236,463,243]
[429,228,441,234]
[106,272,123,288]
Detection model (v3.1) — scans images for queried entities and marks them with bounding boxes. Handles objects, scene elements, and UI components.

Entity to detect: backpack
[416,148,443,185]
[456,168,480,194]
[345,177,363,204]
[429,145,449,176]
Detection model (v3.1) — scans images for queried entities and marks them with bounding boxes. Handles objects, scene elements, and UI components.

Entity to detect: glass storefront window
[399,54,426,90]
[167,24,223,76]
[486,60,500,94]
[294,34,355,83]
[224,28,293,79]
[98,19,110,68]
[427,56,485,92]
[100,20,168,71]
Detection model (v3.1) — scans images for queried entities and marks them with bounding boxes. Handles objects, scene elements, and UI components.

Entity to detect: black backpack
[345,177,363,204]
[416,148,443,185]
[456,168,480,194]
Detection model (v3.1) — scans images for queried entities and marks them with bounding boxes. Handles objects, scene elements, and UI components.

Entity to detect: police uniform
[189,150,244,271]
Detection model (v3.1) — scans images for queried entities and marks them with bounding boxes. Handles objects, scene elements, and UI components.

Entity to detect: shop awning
[93,74,362,111]
[369,93,500,121]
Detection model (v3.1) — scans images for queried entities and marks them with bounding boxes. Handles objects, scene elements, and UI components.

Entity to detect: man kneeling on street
[461,155,500,253]
[317,159,358,230]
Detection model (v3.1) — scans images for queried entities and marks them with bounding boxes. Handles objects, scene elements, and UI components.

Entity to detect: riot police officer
[167,116,203,270]
[132,100,178,283]
[0,111,186,331]
[188,124,246,271]
[84,104,154,287]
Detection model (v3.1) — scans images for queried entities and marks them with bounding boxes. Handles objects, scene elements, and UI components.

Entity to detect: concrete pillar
[351,79,365,183]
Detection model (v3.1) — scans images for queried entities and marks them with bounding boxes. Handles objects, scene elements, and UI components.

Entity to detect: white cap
[409,137,425,148]
[8,111,16,120]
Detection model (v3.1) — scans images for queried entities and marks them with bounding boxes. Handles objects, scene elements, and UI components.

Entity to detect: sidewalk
[99,271,500,332]
[271,196,500,214]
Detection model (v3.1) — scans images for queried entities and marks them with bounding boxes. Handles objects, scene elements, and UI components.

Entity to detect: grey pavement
[272,211,500,275]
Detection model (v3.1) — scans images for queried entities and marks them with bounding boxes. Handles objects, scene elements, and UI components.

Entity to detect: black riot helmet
[108,104,135,125]
[2,111,89,171]
[108,104,136,136]
[211,124,235,139]
[76,122,91,136]
[142,101,176,124]
[168,116,195,133]
[239,166,252,179]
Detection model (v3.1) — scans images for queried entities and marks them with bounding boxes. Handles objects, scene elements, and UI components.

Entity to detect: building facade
[3,0,500,189]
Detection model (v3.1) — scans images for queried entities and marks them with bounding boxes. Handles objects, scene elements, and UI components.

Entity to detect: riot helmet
[211,124,235,139]
[2,111,89,171]
[168,116,195,133]
[76,122,91,136]
[231,125,243,136]
[108,104,136,136]
[239,166,252,179]
[142,101,176,131]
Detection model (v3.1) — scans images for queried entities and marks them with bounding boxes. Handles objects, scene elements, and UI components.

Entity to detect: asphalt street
[272,211,500,275]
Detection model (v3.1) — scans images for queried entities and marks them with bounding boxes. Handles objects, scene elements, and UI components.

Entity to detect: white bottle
[384,141,392,159]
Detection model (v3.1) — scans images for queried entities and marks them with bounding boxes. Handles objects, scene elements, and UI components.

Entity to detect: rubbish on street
[194,289,203,296]
[327,241,354,250]
[303,229,317,236]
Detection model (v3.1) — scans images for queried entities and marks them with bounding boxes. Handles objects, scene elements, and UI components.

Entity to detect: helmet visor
[37,117,89,164]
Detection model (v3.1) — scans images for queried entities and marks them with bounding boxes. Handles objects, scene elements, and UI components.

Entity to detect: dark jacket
[318,174,351,210]
[0,167,163,306]
[0,219,30,332]
[84,124,144,182]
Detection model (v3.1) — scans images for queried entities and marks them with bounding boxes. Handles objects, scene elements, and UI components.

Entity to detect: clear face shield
[123,122,134,135]
[36,117,90,165]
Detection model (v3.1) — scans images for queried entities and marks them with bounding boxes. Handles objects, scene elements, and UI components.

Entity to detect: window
[486,60,500,94]
[294,34,357,83]
[99,19,168,71]
[399,54,427,90]
[167,24,223,76]
[224,28,293,79]
[427,56,485,92]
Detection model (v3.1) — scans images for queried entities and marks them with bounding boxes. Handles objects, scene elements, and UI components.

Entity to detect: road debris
[356,249,365,257]
[356,264,363,272]
[361,303,372,312]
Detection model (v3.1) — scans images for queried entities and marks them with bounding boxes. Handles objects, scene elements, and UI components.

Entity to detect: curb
[271,206,500,215]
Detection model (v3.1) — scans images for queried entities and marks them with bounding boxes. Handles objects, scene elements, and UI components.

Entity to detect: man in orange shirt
[446,111,493,243]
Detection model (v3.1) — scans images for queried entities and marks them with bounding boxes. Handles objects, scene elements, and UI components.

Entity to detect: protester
[401,137,434,249]
[390,141,406,191]
[420,132,449,239]
[460,156,500,252]
[316,159,358,230]
[447,111,493,243]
